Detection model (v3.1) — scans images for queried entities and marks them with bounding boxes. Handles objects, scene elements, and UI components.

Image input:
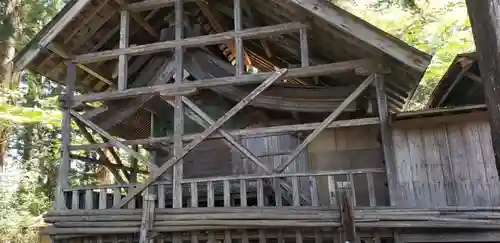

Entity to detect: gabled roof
[427,52,484,108]
[14,0,431,112]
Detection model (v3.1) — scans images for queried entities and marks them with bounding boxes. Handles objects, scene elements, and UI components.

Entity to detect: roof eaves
[13,0,90,71]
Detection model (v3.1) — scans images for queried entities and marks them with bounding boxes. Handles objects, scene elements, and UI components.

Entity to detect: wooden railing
[62,168,386,210]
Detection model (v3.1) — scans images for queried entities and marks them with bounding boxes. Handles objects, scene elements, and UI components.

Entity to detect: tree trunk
[466,0,500,163]
[0,0,22,172]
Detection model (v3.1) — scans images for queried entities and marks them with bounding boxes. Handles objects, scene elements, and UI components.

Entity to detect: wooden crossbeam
[70,110,159,171]
[73,22,306,64]
[274,74,376,172]
[47,43,114,86]
[127,0,196,12]
[73,59,376,103]
[70,154,148,174]
[70,117,379,150]
[114,69,287,208]
[196,0,252,66]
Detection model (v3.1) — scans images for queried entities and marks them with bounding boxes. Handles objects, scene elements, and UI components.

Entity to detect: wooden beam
[126,0,195,12]
[374,74,398,207]
[70,154,148,174]
[234,0,244,75]
[73,59,376,103]
[73,22,307,64]
[195,0,251,66]
[70,117,380,150]
[274,74,376,172]
[173,0,184,212]
[113,0,159,38]
[70,110,159,171]
[47,43,114,86]
[437,63,474,107]
[55,61,76,210]
[288,0,430,72]
[114,69,287,208]
[465,71,483,82]
[118,10,130,91]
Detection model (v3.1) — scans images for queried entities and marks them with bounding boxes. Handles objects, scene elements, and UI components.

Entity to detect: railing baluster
[366,172,376,206]
[127,185,136,209]
[207,181,216,242]
[259,229,266,243]
[85,189,93,210]
[292,176,300,206]
[191,183,199,243]
[296,229,303,243]
[72,190,79,209]
[348,173,357,206]
[224,180,231,207]
[257,178,264,206]
[327,175,337,207]
[240,179,247,207]
[374,232,381,243]
[274,178,282,206]
[207,181,215,208]
[309,176,319,206]
[224,180,232,243]
[191,182,198,208]
[99,188,107,209]
[113,187,121,208]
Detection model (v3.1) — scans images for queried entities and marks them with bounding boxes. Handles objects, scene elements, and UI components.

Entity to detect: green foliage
[336,0,475,109]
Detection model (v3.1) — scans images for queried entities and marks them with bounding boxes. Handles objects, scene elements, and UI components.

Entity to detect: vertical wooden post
[173,1,184,243]
[56,61,76,210]
[299,28,309,68]
[118,10,130,91]
[234,0,244,75]
[173,0,184,209]
[374,73,398,206]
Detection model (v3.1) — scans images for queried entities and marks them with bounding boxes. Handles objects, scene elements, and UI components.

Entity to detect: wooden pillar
[56,61,76,210]
[374,74,398,206]
[173,2,184,243]
[234,0,244,75]
[173,0,184,209]
[118,9,130,91]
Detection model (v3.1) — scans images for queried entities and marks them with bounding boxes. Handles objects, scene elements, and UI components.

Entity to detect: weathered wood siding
[307,125,389,206]
[393,116,500,207]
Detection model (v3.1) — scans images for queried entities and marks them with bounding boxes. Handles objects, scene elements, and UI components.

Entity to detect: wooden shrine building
[13,1,500,242]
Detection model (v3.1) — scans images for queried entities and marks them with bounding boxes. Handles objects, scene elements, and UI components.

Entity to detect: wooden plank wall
[307,125,389,206]
[393,115,500,207]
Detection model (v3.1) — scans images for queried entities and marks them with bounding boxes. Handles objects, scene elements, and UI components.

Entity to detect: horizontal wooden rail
[73,59,376,103]
[180,169,384,183]
[69,117,379,150]
[126,0,196,12]
[62,168,385,210]
[73,22,307,64]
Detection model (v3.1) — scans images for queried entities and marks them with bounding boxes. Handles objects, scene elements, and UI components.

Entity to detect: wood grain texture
[392,118,500,207]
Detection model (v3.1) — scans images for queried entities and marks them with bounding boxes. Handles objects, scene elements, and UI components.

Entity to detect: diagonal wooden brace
[180,97,270,171]
[180,97,311,204]
[70,110,159,171]
[274,74,376,173]
[115,69,287,208]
